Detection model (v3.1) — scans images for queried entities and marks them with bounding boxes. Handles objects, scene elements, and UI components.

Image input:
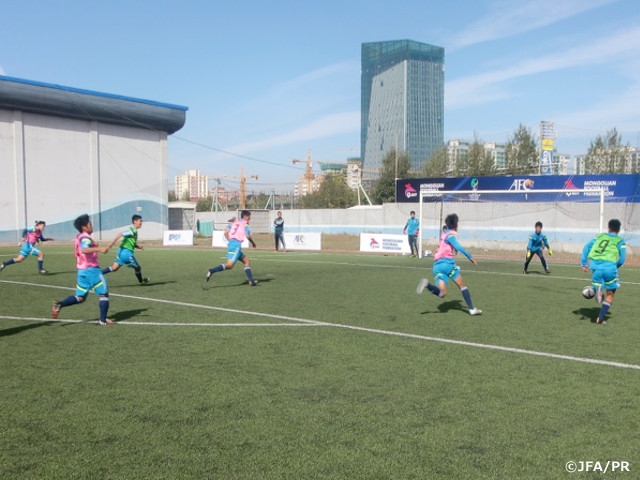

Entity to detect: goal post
[417,188,606,258]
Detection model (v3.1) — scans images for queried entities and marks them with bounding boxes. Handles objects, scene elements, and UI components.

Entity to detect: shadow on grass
[0,322,53,337]
[420,299,468,315]
[111,308,149,321]
[572,307,603,324]
[110,280,177,288]
[201,278,273,290]
[40,271,76,276]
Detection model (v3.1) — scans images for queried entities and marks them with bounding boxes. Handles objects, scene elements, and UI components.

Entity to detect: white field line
[0,316,318,327]
[260,257,640,286]
[2,279,639,371]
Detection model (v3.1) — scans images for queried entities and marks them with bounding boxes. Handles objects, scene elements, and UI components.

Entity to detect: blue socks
[461,287,474,310]
[428,283,442,297]
[99,295,109,321]
[209,265,226,274]
[598,302,611,321]
[59,296,80,308]
[244,267,255,283]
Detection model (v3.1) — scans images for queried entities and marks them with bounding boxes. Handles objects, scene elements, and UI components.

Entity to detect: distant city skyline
[3,1,640,192]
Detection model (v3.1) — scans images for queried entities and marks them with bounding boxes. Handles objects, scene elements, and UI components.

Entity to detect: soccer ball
[582,285,595,299]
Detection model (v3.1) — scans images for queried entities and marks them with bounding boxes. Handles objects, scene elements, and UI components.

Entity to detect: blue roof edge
[0,74,188,112]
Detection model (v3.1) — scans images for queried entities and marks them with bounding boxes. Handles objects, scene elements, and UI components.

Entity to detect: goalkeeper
[523,221,552,274]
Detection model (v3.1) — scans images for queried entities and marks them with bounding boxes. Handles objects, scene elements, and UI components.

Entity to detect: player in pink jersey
[206,210,258,286]
[416,213,482,316]
[51,214,114,325]
[1,220,54,274]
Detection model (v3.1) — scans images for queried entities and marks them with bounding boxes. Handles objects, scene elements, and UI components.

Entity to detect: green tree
[371,149,411,204]
[168,190,177,202]
[196,196,213,212]
[505,124,538,175]
[180,190,191,201]
[300,173,356,208]
[466,136,496,176]
[421,147,448,177]
[583,128,630,174]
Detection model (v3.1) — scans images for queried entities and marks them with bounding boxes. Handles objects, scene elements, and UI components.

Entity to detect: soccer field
[1,244,639,479]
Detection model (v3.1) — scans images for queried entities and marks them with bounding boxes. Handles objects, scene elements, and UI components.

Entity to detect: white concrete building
[175,169,209,200]
[0,75,187,242]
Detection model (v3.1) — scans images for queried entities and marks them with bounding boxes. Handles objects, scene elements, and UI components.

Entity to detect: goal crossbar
[417,188,606,258]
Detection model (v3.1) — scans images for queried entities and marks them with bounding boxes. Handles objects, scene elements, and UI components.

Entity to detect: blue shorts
[226,239,244,263]
[590,263,620,291]
[76,267,108,296]
[19,242,40,257]
[114,248,140,268]
[433,259,461,286]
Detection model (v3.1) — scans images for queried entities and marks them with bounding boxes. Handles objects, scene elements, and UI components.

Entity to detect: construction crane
[219,166,258,210]
[291,149,315,195]
[291,150,377,205]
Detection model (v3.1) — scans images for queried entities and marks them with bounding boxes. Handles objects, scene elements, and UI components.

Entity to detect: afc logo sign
[508,179,535,191]
[168,233,182,241]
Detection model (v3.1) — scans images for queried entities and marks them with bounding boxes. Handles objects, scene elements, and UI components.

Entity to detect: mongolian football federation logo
[369,238,380,248]
[563,179,580,196]
[470,178,479,190]
[404,183,418,199]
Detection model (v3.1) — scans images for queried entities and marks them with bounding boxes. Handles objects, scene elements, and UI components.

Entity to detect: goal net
[418,188,607,257]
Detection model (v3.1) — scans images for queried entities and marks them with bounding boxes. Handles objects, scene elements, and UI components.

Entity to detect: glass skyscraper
[361,40,445,173]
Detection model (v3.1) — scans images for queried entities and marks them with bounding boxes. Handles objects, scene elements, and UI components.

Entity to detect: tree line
[172,126,637,209]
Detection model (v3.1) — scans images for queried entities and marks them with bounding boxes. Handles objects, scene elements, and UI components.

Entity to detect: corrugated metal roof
[0,75,187,134]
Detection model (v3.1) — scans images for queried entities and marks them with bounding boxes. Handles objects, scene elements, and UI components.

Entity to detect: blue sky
[2,0,639,192]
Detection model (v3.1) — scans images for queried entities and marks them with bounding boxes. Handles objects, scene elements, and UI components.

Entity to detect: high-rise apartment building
[175,169,209,200]
[361,40,445,173]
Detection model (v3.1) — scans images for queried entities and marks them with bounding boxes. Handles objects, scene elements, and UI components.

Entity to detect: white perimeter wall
[197,202,637,255]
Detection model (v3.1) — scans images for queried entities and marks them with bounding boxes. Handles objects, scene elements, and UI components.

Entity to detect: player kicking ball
[206,210,258,286]
[416,213,482,316]
[580,218,626,325]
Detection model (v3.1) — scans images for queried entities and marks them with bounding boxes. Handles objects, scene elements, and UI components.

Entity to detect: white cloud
[449,0,619,49]
[222,111,360,155]
[446,25,640,109]
[0,64,5,75]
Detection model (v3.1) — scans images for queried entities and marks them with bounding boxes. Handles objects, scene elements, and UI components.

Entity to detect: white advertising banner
[163,230,194,246]
[283,232,321,251]
[211,230,249,248]
[359,233,411,254]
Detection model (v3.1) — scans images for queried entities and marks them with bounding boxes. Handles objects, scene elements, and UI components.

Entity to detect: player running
[581,219,626,325]
[206,210,258,286]
[416,213,482,316]
[102,214,149,284]
[51,214,113,325]
[523,221,552,274]
[1,220,54,274]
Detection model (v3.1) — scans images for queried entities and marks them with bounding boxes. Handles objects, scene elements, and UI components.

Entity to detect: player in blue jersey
[581,219,626,325]
[1,220,54,274]
[403,211,420,257]
[101,215,149,284]
[523,221,552,274]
